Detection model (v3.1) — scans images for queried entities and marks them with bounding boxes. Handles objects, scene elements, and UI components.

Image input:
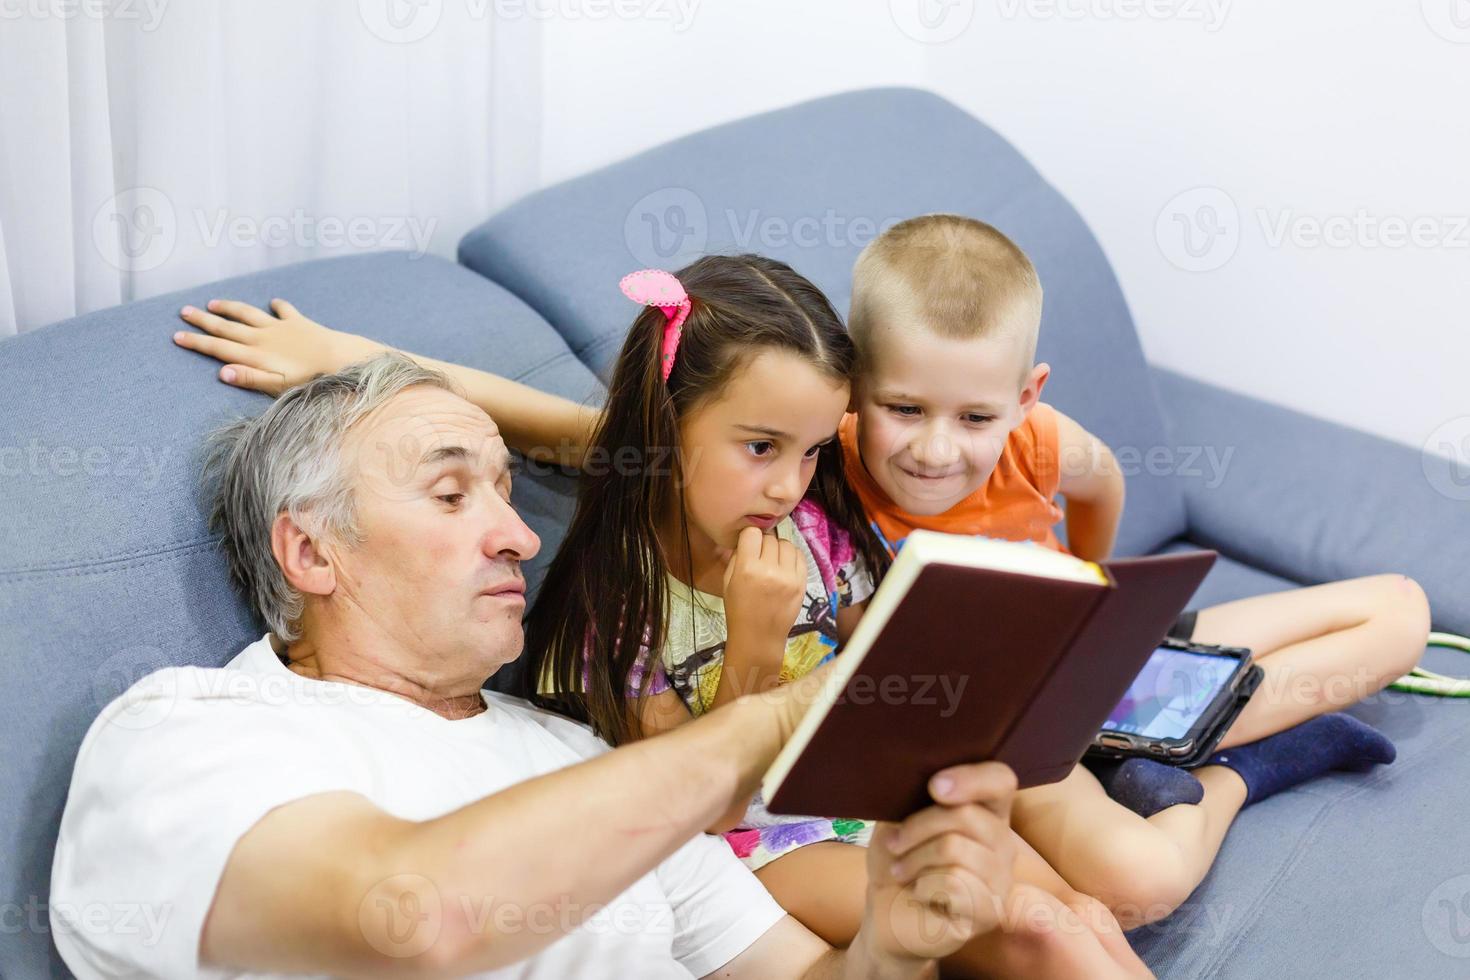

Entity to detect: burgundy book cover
[765,550,1217,821]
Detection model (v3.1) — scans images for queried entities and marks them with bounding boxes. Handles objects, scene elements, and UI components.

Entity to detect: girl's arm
[1053,409,1125,562]
[836,600,869,647]
[175,299,601,469]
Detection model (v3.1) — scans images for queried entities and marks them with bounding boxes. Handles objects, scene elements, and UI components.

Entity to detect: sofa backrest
[459,87,1187,558]
[0,252,600,978]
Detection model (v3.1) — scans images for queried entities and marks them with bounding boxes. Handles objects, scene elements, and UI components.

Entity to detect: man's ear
[1016,362,1051,420]
[271,512,337,598]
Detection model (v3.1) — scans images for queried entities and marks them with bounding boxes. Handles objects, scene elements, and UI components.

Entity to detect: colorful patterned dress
[635,498,877,870]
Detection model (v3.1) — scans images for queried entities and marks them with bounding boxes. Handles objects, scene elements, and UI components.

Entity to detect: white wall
[915,0,1469,458]
[528,0,1467,458]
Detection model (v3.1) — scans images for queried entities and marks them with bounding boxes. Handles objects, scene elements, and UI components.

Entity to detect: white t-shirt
[50,634,785,979]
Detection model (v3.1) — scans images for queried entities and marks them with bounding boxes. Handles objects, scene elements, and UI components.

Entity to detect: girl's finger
[179,305,256,344]
[218,363,286,396]
[172,330,262,367]
[205,298,277,329]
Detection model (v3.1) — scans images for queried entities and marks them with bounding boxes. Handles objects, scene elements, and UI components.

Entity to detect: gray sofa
[3,88,1465,978]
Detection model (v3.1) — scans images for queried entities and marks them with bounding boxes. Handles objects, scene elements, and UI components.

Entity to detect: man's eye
[746,441,775,458]
[889,405,920,417]
[436,493,465,506]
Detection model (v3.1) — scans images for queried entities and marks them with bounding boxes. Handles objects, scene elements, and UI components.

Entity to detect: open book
[763,531,1216,821]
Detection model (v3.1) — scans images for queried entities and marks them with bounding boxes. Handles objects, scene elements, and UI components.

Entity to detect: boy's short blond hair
[850,214,1043,382]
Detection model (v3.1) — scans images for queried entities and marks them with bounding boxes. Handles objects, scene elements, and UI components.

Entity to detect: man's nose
[483,492,541,562]
[909,423,960,467]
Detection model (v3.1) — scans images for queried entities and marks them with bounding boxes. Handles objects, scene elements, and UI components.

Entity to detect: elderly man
[48,353,1023,979]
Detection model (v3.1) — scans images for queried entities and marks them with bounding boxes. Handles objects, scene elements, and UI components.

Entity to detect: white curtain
[0,0,543,337]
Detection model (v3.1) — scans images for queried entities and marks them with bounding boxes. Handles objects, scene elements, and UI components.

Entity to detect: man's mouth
[480,580,526,602]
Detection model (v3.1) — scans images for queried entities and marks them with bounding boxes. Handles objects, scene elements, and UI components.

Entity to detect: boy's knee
[1375,574,1431,671]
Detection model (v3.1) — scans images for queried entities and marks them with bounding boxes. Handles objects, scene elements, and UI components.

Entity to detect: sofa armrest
[1151,367,1468,634]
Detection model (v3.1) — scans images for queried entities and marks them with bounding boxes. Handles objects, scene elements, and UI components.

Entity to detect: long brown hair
[520,254,888,745]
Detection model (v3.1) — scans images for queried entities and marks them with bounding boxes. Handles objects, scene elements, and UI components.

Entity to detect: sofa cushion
[0,251,601,978]
[458,86,1187,558]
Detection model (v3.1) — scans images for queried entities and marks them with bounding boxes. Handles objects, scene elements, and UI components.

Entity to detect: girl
[176,255,1153,978]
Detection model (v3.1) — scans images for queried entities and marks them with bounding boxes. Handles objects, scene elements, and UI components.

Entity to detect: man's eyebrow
[418,443,512,473]
[420,445,471,467]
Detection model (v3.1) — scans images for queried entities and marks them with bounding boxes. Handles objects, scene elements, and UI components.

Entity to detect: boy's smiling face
[853,322,1048,516]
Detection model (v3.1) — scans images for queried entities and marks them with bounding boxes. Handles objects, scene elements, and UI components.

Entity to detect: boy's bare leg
[1189,575,1430,749]
[755,834,1153,978]
[1012,764,1247,930]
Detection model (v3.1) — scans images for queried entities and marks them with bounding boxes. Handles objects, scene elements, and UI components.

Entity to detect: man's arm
[202,681,809,978]
[1054,409,1125,561]
[175,299,601,468]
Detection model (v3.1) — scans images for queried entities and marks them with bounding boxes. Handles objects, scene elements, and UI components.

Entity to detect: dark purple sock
[1086,757,1204,817]
[1206,713,1397,807]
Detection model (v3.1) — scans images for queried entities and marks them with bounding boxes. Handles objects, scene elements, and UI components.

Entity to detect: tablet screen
[1103,647,1239,740]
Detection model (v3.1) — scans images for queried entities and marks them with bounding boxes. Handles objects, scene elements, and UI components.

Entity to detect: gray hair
[202,352,460,641]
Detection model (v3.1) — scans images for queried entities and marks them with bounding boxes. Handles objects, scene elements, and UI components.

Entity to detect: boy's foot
[1086,756,1204,817]
[1205,712,1397,807]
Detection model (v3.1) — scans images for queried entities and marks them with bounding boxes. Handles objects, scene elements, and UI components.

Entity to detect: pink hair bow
[620,269,692,383]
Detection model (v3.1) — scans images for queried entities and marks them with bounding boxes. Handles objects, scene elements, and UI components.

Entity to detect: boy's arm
[175,299,601,468]
[1053,410,1125,561]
